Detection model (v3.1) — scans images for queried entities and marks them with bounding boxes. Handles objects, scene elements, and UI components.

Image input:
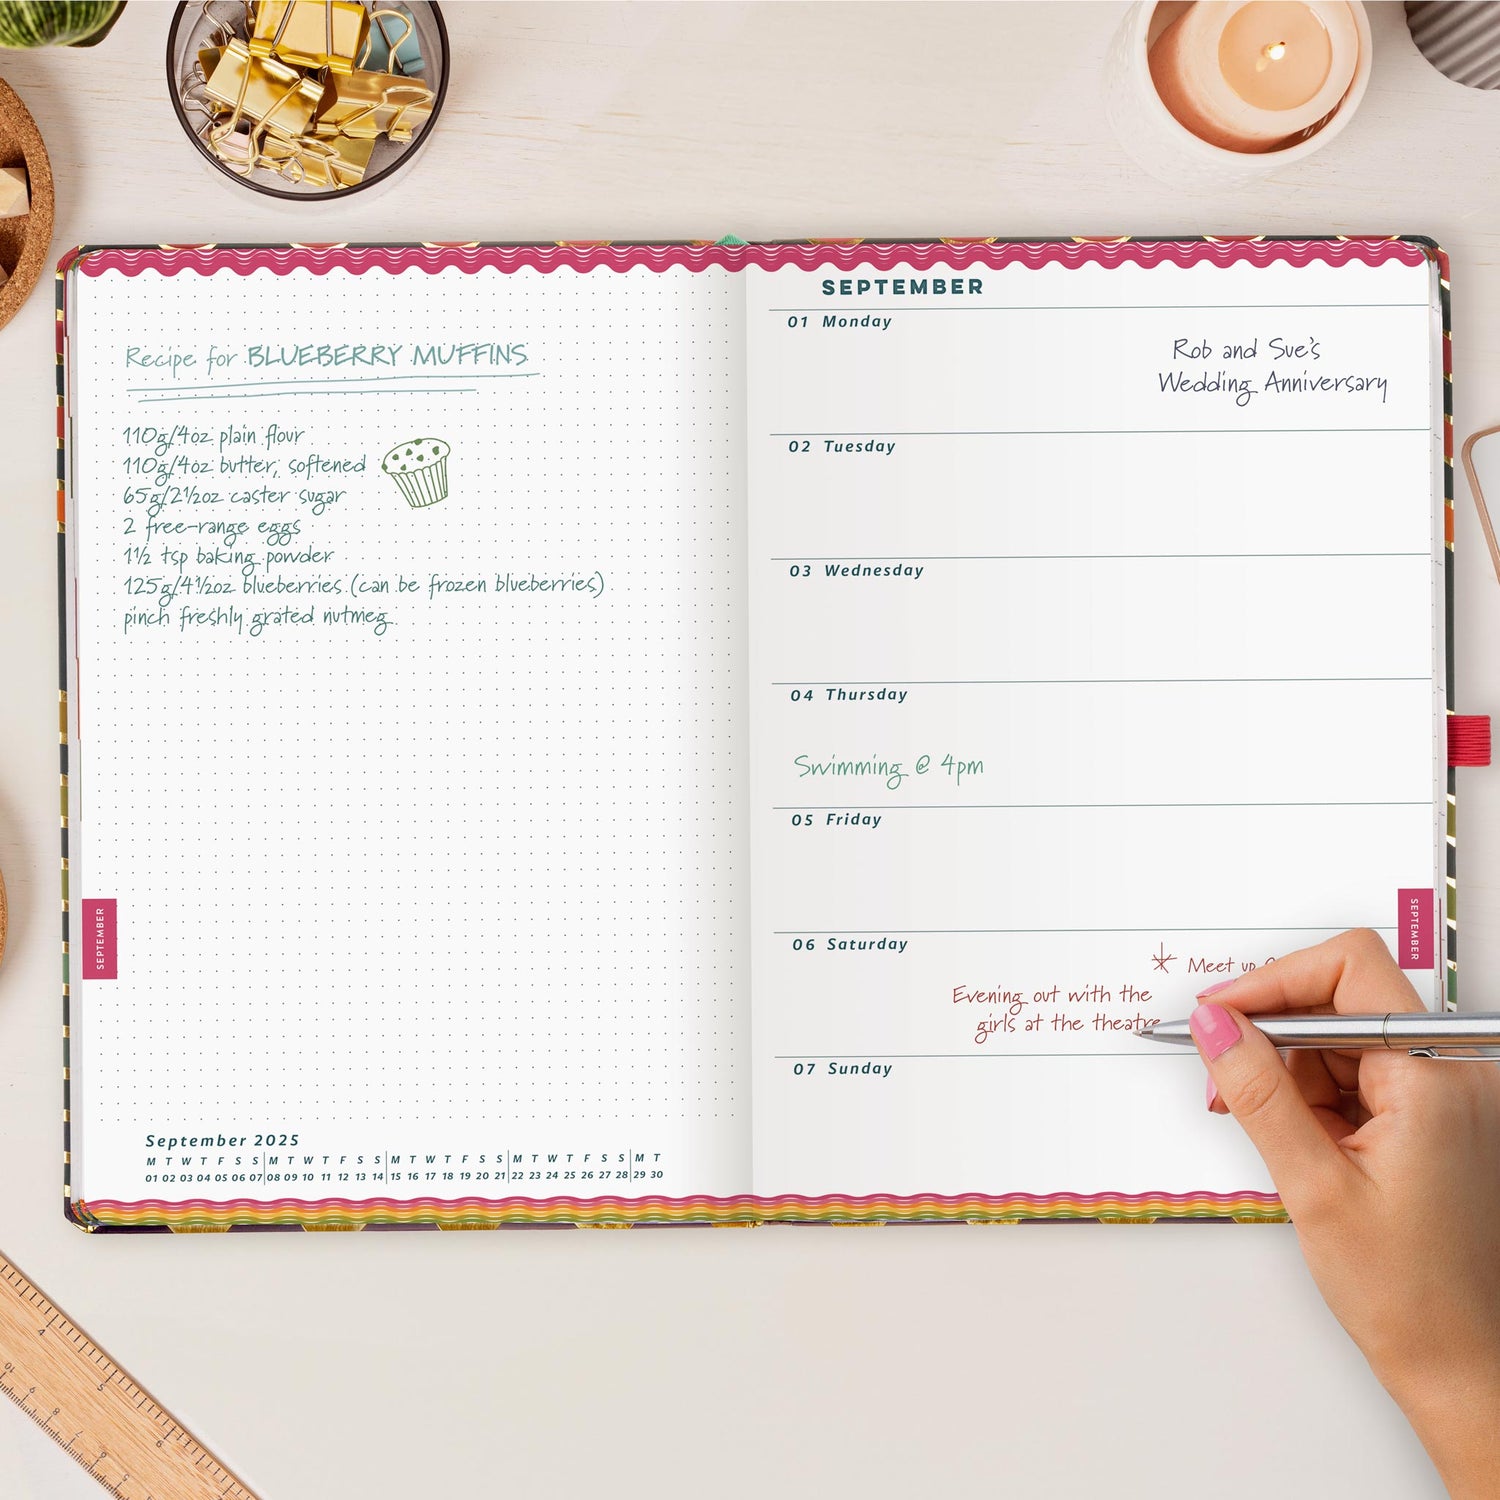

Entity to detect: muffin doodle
[381,436,450,507]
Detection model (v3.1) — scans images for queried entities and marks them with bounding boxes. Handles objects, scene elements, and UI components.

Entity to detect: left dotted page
[64,255,748,1221]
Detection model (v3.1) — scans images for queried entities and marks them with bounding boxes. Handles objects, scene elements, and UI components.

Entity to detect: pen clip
[1408,1047,1500,1062]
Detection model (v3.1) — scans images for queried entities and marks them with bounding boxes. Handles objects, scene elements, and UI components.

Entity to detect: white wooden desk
[1,4,1498,1495]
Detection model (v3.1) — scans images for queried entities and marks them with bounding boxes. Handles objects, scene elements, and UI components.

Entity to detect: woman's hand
[1192,929,1500,1497]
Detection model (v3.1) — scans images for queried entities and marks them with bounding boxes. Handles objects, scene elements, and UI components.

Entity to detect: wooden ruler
[0,1255,260,1500]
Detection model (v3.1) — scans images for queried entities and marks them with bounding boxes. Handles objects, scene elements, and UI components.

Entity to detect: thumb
[1190,1001,1350,1214]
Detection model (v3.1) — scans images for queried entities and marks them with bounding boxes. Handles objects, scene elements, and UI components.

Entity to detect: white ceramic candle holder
[1103,0,1373,189]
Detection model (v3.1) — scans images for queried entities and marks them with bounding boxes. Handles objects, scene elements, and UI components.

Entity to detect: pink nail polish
[1205,1075,1219,1110]
[1196,978,1238,1000]
[1189,1002,1242,1061]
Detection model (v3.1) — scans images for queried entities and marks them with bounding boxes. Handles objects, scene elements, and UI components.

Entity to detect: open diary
[59,236,1453,1229]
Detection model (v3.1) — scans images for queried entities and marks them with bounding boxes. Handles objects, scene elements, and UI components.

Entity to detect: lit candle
[1149,1,1360,152]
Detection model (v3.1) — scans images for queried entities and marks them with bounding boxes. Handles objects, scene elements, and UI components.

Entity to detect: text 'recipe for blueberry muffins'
[381,437,450,508]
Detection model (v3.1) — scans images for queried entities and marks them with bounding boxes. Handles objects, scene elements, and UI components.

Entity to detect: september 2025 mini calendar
[58,236,1452,1229]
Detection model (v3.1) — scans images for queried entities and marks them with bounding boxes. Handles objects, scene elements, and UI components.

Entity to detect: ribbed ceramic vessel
[1406,1,1500,88]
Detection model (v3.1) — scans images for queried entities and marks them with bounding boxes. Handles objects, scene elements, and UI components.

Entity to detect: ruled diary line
[772,1053,1192,1060]
[770,428,1431,437]
[770,926,1395,935]
[769,677,1430,686]
[770,552,1429,561]
[767,303,1431,313]
[773,802,1430,811]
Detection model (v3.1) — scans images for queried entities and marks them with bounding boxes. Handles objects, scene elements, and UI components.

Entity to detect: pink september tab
[1397,888,1435,970]
[81,898,117,980]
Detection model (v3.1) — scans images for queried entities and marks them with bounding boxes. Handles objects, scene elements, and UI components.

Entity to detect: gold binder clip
[314,76,433,142]
[248,0,370,75]
[205,36,330,141]
[314,10,433,141]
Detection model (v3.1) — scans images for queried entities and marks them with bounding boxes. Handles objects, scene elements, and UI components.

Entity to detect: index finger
[1198,928,1426,1017]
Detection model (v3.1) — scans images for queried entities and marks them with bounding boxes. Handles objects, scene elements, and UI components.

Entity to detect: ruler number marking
[0,1257,261,1499]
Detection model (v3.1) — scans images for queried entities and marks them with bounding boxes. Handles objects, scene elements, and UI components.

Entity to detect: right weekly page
[744,239,1446,1212]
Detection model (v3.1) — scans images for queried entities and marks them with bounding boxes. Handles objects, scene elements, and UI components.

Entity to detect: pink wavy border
[68,237,1432,280]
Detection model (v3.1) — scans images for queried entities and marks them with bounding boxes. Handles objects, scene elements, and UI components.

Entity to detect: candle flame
[1255,39,1288,72]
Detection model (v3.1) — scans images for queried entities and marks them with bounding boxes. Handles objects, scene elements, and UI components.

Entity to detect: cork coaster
[0,77,54,333]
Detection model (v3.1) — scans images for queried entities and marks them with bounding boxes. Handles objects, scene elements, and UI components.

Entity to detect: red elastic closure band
[1448,715,1492,767]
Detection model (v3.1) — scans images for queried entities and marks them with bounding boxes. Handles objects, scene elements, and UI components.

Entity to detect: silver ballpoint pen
[1139,1012,1500,1058]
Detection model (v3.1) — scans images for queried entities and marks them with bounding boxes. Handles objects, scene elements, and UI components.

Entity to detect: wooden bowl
[0,77,54,332]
